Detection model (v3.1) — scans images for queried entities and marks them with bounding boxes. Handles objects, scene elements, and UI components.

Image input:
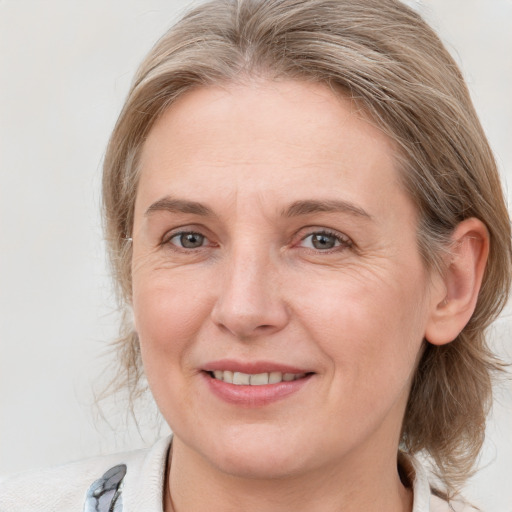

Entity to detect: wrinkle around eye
[130,234,208,275]
[132,247,209,274]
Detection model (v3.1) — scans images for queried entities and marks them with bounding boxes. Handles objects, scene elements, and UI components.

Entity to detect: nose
[210,247,290,340]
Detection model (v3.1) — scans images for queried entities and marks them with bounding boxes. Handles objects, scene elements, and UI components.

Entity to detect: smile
[202,365,314,407]
[210,370,308,385]
[201,360,314,406]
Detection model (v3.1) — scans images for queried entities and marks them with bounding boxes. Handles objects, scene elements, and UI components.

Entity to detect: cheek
[131,269,216,421]
[293,265,428,384]
[132,269,213,366]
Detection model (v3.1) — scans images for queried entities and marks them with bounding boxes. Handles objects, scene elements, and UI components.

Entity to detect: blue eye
[169,232,207,249]
[300,231,350,251]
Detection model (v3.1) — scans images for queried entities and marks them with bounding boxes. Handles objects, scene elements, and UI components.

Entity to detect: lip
[201,359,314,407]
[203,359,312,374]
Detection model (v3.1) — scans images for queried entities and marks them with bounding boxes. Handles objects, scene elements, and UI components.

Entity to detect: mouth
[201,362,314,406]
[207,370,309,385]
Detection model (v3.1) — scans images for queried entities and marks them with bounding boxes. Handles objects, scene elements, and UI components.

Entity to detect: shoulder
[0,453,130,512]
[430,494,478,512]
[0,436,171,512]
[404,453,477,512]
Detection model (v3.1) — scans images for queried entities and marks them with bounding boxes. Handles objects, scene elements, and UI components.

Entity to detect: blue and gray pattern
[83,464,126,512]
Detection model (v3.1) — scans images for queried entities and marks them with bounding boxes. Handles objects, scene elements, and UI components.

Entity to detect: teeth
[269,371,282,384]
[233,372,250,385]
[210,371,307,385]
[250,373,269,385]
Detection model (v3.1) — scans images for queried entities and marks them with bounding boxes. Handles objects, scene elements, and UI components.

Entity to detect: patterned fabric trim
[83,464,127,512]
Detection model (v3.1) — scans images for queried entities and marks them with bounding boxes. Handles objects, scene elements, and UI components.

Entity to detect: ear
[425,218,489,346]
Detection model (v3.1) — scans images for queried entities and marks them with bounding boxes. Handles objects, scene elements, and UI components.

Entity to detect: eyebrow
[282,199,372,220]
[145,197,213,217]
[145,196,372,220]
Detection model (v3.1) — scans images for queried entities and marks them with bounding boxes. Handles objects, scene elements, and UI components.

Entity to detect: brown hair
[102,0,512,496]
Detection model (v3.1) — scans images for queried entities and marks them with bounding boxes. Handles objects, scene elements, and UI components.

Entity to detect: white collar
[119,437,440,511]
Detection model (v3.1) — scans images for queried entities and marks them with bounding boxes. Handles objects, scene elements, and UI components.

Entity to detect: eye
[168,231,208,249]
[299,230,351,251]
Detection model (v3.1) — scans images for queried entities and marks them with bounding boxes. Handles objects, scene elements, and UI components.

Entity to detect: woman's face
[132,80,441,478]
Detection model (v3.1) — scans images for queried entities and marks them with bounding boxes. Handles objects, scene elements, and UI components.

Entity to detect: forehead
[137,80,407,220]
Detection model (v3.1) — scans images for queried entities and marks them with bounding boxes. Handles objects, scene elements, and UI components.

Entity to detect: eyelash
[163,230,213,250]
[297,229,353,252]
[161,228,353,253]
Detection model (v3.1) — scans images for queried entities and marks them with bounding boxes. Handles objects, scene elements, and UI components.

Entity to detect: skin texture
[131,80,489,512]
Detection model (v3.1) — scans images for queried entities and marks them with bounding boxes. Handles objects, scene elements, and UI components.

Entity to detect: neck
[165,437,413,512]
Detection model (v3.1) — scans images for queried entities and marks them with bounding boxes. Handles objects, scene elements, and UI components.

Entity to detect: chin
[213,448,304,480]
[189,426,311,480]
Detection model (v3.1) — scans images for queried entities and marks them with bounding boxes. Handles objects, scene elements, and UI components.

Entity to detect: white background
[1,1,511,510]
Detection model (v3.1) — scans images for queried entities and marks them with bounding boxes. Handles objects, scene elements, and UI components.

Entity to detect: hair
[102,0,511,498]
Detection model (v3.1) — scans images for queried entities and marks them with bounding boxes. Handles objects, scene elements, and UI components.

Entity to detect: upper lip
[202,359,313,374]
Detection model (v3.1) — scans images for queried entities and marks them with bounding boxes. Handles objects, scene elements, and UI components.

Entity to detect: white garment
[0,436,472,511]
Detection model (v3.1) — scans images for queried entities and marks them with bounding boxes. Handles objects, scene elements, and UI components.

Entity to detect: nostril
[210,287,290,339]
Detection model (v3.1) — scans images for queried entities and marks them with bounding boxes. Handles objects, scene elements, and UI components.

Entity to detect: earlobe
[425,218,489,346]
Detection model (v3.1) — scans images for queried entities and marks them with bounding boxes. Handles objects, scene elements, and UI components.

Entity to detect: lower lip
[203,372,313,407]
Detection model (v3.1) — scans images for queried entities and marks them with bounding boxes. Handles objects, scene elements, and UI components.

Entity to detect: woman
[1,0,510,510]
